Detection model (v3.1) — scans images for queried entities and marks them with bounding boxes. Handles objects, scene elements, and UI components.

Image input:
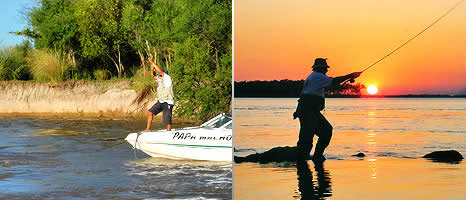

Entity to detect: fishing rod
[343,0,464,84]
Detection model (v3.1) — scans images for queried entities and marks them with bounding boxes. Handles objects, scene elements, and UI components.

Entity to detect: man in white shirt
[145,57,175,131]
[294,58,361,163]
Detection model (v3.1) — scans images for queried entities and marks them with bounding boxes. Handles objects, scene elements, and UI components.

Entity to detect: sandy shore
[234,158,465,200]
[0,81,141,115]
[0,81,201,122]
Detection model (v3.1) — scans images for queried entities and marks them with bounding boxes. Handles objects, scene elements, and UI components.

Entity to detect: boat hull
[125,128,232,161]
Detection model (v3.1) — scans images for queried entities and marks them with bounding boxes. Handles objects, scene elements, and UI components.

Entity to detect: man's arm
[331,72,361,86]
[149,58,164,78]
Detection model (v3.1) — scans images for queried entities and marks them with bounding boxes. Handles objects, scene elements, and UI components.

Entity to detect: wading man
[294,58,361,163]
[145,57,175,131]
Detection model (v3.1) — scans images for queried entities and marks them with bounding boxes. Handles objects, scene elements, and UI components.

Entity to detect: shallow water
[0,117,232,199]
[234,98,465,200]
[235,159,466,200]
[234,98,466,159]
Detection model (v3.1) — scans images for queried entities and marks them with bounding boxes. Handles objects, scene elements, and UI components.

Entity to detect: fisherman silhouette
[294,58,361,163]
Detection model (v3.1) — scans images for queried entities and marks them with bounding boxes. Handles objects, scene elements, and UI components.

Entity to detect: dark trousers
[297,110,333,159]
[148,101,173,124]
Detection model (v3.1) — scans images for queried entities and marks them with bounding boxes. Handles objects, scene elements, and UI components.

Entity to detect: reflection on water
[296,161,332,200]
[125,158,232,198]
[366,108,378,179]
[234,98,466,199]
[235,98,466,159]
[0,117,232,199]
[368,158,377,180]
[234,159,466,200]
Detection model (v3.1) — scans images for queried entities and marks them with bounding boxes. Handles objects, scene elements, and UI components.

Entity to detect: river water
[0,117,232,199]
[234,98,465,200]
[234,98,466,159]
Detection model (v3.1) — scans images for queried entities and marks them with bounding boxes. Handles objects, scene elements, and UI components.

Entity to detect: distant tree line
[234,80,365,98]
[2,0,232,120]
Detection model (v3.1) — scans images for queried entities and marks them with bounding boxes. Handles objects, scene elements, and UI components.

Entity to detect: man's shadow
[296,161,332,200]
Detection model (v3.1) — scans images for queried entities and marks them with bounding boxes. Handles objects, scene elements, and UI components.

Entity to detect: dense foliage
[0,41,32,80]
[7,0,232,120]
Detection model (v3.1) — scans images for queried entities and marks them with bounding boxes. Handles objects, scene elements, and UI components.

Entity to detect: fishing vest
[156,76,175,102]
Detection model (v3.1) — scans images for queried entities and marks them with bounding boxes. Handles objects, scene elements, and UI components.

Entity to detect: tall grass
[0,41,31,80]
[130,66,155,90]
[27,49,72,82]
[130,66,157,111]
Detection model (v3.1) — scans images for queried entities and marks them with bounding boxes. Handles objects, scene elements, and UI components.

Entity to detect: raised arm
[331,72,361,86]
[149,58,164,78]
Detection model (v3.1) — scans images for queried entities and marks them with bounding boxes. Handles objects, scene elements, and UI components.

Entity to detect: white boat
[125,113,232,161]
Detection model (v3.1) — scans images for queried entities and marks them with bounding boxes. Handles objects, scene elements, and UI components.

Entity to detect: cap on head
[312,58,330,69]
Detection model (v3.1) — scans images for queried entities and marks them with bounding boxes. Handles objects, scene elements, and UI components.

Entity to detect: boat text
[172,132,232,141]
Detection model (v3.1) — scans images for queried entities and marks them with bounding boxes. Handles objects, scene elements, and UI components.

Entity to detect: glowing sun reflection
[367,109,378,179]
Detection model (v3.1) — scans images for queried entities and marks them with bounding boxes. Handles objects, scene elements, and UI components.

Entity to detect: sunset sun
[367,85,378,95]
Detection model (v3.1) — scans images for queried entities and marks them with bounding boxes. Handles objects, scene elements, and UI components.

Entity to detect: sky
[234,0,466,95]
[0,0,34,47]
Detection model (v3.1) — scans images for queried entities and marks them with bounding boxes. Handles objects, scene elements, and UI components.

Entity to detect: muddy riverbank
[0,81,146,117]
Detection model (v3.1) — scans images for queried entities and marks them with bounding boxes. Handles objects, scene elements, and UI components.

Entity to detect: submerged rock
[234,146,302,163]
[423,150,463,162]
[352,152,366,157]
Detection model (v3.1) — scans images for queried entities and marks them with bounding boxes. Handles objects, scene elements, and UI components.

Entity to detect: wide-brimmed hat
[312,58,330,69]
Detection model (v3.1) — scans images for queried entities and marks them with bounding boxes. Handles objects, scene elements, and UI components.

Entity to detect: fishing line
[341,0,465,85]
[133,132,142,159]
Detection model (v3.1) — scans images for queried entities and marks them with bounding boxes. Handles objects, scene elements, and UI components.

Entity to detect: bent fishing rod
[342,0,464,84]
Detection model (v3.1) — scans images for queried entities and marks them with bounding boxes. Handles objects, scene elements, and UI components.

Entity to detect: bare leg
[145,111,153,131]
[167,124,172,131]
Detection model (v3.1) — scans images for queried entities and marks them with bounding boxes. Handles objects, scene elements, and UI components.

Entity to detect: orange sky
[234,0,466,95]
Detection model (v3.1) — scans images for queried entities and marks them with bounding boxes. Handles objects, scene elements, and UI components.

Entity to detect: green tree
[122,0,180,71]
[121,0,152,74]
[25,0,79,67]
[75,0,129,78]
[14,0,232,120]
[170,0,232,120]
[27,0,79,50]
[124,0,232,120]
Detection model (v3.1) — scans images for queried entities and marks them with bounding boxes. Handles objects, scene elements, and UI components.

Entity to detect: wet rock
[234,146,302,163]
[352,152,366,157]
[423,150,463,163]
